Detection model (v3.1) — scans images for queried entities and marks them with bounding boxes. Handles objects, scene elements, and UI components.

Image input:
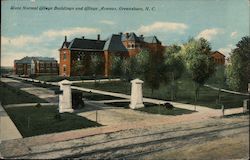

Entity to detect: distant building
[211,51,225,65]
[14,56,58,76]
[59,32,164,77]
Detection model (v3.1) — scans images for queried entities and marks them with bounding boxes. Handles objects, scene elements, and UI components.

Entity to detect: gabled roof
[143,36,161,44]
[211,51,225,57]
[104,34,128,52]
[35,57,57,61]
[15,57,57,64]
[15,57,33,64]
[121,32,141,42]
[68,38,105,51]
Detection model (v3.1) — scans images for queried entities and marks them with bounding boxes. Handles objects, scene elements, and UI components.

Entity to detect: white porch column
[59,80,73,113]
[129,79,144,109]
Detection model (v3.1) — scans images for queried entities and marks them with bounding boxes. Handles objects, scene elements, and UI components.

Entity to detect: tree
[121,56,138,81]
[209,65,226,104]
[226,36,250,92]
[110,54,123,77]
[134,49,164,95]
[182,38,215,103]
[90,54,104,75]
[164,45,184,100]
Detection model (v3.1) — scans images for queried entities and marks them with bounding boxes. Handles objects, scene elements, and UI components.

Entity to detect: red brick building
[59,32,164,77]
[14,56,58,76]
[211,51,225,65]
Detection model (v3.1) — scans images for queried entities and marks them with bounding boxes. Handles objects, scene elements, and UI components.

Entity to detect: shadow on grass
[105,102,195,116]
[4,105,101,137]
[0,82,47,105]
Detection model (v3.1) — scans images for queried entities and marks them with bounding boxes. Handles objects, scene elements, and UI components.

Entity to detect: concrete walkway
[204,84,249,96]
[1,78,58,103]
[0,103,22,141]
[4,103,58,108]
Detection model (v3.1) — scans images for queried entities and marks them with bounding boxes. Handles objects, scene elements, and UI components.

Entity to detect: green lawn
[105,101,195,115]
[137,105,195,115]
[0,82,47,105]
[4,105,101,137]
[74,78,248,109]
[81,91,123,101]
[35,75,109,82]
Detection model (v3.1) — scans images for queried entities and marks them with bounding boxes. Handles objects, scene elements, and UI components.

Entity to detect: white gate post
[59,80,73,113]
[129,79,144,109]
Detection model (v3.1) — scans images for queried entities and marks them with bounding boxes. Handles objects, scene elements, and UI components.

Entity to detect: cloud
[230,31,238,38]
[1,27,100,47]
[1,35,42,47]
[99,20,116,25]
[218,44,235,58]
[196,28,223,41]
[1,48,58,66]
[42,27,100,38]
[137,22,188,34]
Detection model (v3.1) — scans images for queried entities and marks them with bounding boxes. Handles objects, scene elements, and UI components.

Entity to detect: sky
[1,0,249,66]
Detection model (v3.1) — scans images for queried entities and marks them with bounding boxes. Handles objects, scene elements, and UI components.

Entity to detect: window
[63,65,66,72]
[63,52,67,60]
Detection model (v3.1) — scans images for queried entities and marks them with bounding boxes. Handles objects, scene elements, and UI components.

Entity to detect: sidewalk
[0,103,22,142]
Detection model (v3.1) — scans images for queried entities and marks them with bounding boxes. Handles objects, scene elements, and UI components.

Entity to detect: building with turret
[59,32,164,77]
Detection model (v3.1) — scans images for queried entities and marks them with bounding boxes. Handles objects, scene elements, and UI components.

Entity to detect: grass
[74,77,248,109]
[4,105,101,137]
[105,101,195,115]
[0,82,47,105]
[81,91,122,101]
[137,105,195,115]
[35,75,110,82]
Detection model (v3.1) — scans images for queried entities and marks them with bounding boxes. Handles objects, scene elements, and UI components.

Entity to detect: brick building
[14,56,58,76]
[59,32,164,77]
[211,51,225,65]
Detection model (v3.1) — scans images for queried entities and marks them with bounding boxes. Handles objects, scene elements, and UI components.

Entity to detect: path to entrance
[0,103,22,141]
[71,85,244,116]
[1,78,58,103]
[0,77,247,158]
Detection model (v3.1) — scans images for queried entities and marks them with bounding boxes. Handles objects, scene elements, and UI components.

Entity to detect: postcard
[1,0,249,159]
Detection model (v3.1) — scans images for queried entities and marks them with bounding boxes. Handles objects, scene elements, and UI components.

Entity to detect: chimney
[64,36,67,42]
[97,34,100,40]
[82,36,85,39]
[140,34,143,38]
[126,32,129,38]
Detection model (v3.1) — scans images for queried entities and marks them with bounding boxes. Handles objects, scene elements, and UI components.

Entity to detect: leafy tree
[121,56,138,81]
[89,54,104,76]
[209,65,226,104]
[226,36,250,92]
[110,54,123,77]
[164,45,184,100]
[135,49,164,95]
[182,38,215,103]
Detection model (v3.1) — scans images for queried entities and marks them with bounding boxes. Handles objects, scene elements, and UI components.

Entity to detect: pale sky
[1,0,249,66]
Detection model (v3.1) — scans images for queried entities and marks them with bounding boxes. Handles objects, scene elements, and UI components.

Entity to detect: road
[1,115,248,159]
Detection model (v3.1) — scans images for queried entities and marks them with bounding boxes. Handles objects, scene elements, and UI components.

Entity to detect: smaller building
[211,51,225,65]
[14,56,58,76]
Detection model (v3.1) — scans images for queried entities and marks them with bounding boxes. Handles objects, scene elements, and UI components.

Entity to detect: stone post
[129,79,144,109]
[59,80,73,113]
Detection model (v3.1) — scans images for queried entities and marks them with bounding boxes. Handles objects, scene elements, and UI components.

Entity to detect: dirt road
[1,115,248,159]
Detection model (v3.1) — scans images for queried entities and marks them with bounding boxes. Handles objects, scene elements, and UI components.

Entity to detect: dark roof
[15,57,33,64]
[121,32,141,42]
[68,38,105,51]
[35,57,57,61]
[143,36,161,44]
[15,57,57,64]
[103,34,128,52]
[211,51,225,57]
